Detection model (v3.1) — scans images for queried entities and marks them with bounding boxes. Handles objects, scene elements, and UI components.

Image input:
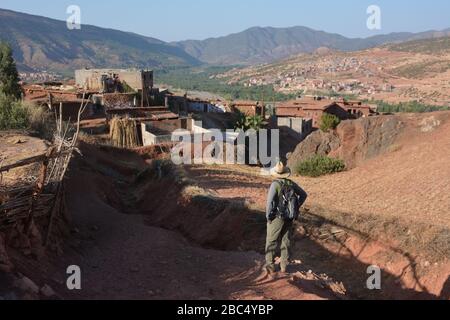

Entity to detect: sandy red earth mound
[287,112,450,229]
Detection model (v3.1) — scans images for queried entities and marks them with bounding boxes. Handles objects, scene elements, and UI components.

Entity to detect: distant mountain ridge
[174,26,450,65]
[0,9,201,74]
[1,8,450,74]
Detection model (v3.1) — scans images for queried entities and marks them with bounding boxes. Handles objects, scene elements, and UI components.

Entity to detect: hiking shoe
[265,265,276,274]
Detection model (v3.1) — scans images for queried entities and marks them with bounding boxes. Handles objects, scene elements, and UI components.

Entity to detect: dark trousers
[265,217,293,271]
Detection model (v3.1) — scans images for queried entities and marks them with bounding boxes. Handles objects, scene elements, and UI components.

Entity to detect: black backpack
[277,179,300,221]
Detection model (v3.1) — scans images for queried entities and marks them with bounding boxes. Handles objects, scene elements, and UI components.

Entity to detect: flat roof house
[277,98,351,128]
[230,100,265,118]
[277,97,377,128]
[75,69,153,93]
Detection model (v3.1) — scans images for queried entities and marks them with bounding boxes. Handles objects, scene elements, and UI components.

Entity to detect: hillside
[387,36,450,54]
[216,36,450,105]
[288,112,450,248]
[179,111,450,298]
[0,9,200,74]
[175,26,450,65]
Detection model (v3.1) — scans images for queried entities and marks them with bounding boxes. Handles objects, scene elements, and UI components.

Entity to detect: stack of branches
[0,96,89,244]
[109,117,139,148]
[0,186,56,228]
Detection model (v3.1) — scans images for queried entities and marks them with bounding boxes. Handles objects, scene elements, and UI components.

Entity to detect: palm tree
[234,111,264,131]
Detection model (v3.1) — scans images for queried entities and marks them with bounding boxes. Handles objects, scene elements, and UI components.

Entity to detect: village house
[230,100,265,118]
[276,97,350,128]
[165,95,227,115]
[165,93,188,115]
[74,68,179,121]
[186,98,227,114]
[75,68,154,93]
[276,97,378,128]
[22,84,96,121]
[275,116,313,140]
[337,99,378,117]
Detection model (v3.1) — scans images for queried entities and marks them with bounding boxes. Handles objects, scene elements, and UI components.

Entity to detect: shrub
[0,92,52,136]
[320,113,341,132]
[26,101,53,138]
[0,93,29,130]
[295,155,346,177]
[369,100,448,113]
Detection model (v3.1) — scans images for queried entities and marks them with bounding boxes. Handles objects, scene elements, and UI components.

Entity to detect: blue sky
[1,0,449,42]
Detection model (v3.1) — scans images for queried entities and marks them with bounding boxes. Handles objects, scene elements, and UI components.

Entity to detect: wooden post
[44,183,63,247]
[48,93,53,111]
[22,146,56,235]
[59,102,63,132]
[24,157,49,235]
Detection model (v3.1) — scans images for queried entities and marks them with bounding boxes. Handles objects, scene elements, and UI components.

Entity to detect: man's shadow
[440,277,450,300]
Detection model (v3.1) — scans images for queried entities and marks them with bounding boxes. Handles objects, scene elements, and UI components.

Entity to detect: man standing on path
[265,162,308,275]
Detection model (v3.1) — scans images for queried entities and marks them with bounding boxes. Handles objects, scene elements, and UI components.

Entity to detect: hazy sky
[1,0,449,42]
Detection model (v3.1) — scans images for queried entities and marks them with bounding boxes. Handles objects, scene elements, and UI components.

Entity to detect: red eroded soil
[182,113,450,299]
[183,164,449,299]
[3,111,449,300]
[20,143,339,300]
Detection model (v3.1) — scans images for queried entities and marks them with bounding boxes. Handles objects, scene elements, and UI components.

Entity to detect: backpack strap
[277,178,292,188]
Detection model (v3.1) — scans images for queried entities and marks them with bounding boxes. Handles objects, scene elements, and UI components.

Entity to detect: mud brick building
[338,99,377,118]
[75,69,154,93]
[22,84,96,121]
[277,97,376,128]
[230,100,265,118]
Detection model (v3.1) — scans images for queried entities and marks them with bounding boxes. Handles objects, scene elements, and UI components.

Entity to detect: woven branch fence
[0,98,88,246]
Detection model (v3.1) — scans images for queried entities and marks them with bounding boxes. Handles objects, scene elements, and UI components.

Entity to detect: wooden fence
[0,99,87,245]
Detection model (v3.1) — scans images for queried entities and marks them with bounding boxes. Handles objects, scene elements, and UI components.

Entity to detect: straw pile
[110,117,139,148]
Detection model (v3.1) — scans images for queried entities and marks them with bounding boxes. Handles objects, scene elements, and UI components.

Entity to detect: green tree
[234,111,264,131]
[0,42,22,99]
[246,115,264,131]
[320,113,341,132]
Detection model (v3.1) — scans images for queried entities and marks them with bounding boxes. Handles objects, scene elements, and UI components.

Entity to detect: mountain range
[175,26,450,65]
[0,9,201,74]
[1,8,450,74]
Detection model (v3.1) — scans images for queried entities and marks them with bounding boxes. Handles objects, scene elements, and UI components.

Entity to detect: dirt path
[46,145,335,300]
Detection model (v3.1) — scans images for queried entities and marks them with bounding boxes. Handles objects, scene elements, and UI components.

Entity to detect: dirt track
[46,139,446,300]
[47,144,338,300]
